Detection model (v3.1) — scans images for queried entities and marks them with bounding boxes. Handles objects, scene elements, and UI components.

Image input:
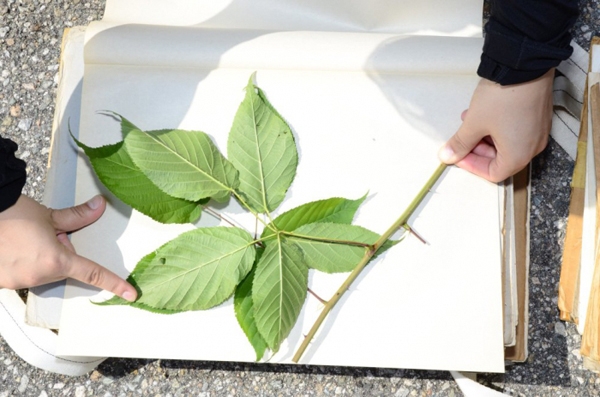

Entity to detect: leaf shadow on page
[55,79,132,299]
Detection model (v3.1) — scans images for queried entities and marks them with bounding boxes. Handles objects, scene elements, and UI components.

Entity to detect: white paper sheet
[102,0,483,37]
[26,27,87,331]
[56,1,505,372]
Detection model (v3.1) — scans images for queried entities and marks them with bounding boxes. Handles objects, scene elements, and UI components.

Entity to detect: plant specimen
[75,74,445,361]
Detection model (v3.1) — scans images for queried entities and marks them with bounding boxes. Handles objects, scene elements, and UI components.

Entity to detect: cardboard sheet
[577,68,600,334]
[504,167,531,362]
[54,0,505,372]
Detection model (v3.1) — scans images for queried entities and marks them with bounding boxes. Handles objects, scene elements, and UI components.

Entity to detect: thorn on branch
[308,288,327,304]
[403,224,428,245]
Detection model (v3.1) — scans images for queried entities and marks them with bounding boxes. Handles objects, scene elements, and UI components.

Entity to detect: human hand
[0,195,137,301]
[438,68,554,182]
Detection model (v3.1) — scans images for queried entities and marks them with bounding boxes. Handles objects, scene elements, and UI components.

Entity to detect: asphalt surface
[1,0,600,395]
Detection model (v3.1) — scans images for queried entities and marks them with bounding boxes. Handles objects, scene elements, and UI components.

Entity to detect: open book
[20,0,522,373]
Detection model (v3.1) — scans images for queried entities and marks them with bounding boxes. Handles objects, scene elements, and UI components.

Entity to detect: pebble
[18,375,29,393]
[555,322,567,337]
[75,385,86,397]
[395,388,409,397]
[9,104,20,117]
[17,118,32,131]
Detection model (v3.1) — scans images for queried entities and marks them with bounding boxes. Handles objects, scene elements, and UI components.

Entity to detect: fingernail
[122,290,136,302]
[87,195,102,210]
[438,145,455,163]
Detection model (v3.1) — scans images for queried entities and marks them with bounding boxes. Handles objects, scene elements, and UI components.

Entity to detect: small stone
[53,383,65,389]
[335,386,342,395]
[270,380,283,389]
[39,97,52,110]
[18,118,32,131]
[577,376,585,385]
[531,277,540,285]
[9,104,21,117]
[395,388,409,397]
[22,82,35,90]
[0,27,9,38]
[572,349,581,359]
[18,375,29,393]
[90,370,101,381]
[584,32,593,41]
[555,322,567,337]
[75,386,85,397]
[1,116,12,127]
[5,38,14,46]
[39,391,49,397]
[102,377,114,385]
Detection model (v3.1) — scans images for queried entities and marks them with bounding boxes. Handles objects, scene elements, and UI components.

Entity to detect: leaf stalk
[291,163,448,363]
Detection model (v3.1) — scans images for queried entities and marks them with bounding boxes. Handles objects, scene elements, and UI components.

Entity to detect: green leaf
[228,76,298,214]
[252,236,307,352]
[234,249,268,361]
[73,136,202,224]
[96,251,186,314]
[287,223,397,273]
[262,195,366,239]
[98,227,256,312]
[124,125,239,202]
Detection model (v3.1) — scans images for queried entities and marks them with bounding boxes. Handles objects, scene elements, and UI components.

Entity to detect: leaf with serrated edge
[286,223,397,273]
[96,251,185,314]
[234,254,268,361]
[124,125,238,202]
[228,76,298,214]
[73,135,201,224]
[262,195,366,240]
[98,227,256,312]
[252,236,307,352]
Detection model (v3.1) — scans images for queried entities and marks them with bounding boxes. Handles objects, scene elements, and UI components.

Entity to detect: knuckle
[451,134,471,153]
[83,267,104,287]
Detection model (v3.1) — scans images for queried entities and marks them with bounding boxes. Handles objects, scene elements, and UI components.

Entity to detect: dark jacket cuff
[478,18,574,85]
[0,137,26,212]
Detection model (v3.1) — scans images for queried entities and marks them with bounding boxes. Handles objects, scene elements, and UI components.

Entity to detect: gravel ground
[1,0,599,396]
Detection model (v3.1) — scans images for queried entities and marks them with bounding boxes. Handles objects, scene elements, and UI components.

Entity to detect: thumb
[438,123,485,165]
[51,195,106,233]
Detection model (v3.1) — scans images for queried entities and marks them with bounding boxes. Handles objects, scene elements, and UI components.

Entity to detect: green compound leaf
[262,195,366,240]
[98,227,256,312]
[234,250,268,361]
[252,236,307,352]
[124,125,239,202]
[286,223,396,273]
[73,136,201,224]
[228,76,298,214]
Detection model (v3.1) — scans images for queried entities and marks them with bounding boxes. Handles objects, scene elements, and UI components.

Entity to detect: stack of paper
[558,37,600,371]
[12,0,533,374]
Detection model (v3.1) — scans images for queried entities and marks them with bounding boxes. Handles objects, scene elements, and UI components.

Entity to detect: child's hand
[0,195,137,301]
[438,68,554,182]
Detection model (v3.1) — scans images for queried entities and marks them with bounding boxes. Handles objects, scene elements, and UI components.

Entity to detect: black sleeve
[0,136,26,212]
[477,0,579,85]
